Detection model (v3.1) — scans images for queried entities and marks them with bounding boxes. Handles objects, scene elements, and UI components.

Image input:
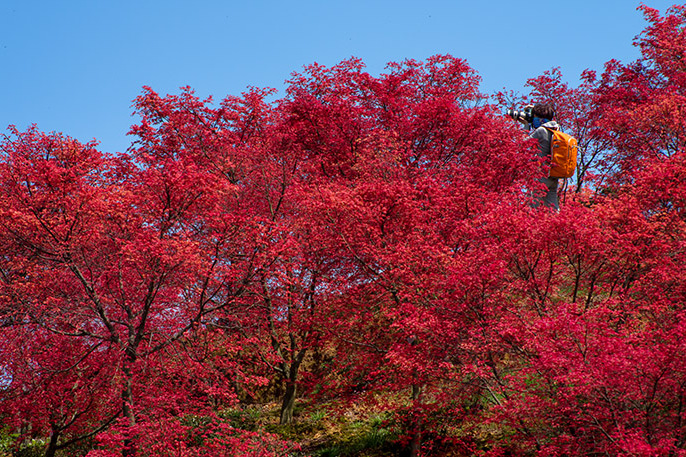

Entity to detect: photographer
[509,103,560,211]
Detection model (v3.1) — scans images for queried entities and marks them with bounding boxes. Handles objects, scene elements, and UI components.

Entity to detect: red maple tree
[1,4,685,457]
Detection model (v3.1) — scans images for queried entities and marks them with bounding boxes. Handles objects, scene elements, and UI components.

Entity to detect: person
[517,103,560,211]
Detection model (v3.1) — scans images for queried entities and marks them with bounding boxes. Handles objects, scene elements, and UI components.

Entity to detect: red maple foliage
[1,4,685,457]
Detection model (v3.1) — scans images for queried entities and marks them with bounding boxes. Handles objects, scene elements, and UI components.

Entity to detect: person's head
[531,103,555,121]
[530,103,555,129]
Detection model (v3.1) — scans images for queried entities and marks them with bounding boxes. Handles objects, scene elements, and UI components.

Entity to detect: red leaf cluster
[1,5,686,456]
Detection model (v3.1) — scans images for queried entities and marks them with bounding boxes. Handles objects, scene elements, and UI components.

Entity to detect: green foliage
[6,439,45,457]
[0,427,16,457]
[219,401,399,456]
[310,413,397,457]
[0,427,50,456]
[220,405,267,432]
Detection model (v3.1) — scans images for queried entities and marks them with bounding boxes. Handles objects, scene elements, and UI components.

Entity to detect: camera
[507,107,534,123]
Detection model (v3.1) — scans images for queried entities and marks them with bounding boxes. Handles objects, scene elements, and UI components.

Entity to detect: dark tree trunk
[409,384,424,457]
[279,351,306,425]
[280,381,297,425]
[44,426,59,457]
[122,361,136,457]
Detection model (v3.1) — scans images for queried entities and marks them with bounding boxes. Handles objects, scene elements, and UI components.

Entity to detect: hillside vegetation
[1,5,685,456]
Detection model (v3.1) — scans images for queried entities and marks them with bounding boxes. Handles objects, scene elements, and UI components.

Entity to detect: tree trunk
[122,363,136,457]
[409,384,424,457]
[280,381,297,425]
[279,347,306,425]
[44,426,59,457]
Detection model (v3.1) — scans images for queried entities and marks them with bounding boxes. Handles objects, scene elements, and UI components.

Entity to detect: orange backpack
[546,128,578,179]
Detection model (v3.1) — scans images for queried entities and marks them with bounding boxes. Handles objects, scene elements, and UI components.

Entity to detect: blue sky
[0,0,678,154]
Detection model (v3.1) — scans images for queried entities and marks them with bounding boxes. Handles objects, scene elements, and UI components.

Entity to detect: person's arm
[530,127,551,157]
[517,104,534,127]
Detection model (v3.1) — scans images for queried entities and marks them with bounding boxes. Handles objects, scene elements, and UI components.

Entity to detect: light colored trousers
[535,176,559,211]
[533,177,560,211]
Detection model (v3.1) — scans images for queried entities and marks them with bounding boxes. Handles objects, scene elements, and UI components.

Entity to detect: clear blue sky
[0,0,678,154]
